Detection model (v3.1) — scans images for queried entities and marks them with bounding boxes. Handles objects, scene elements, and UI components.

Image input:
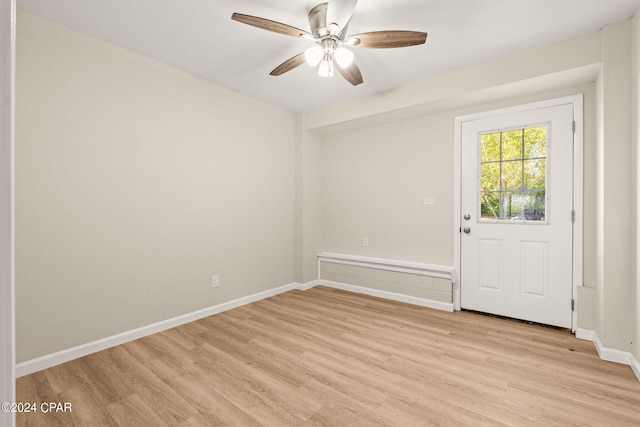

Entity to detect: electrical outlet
[362,236,369,247]
[212,275,219,288]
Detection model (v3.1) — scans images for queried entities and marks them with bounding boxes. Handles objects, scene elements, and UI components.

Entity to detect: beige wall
[15,6,640,367]
[305,31,604,311]
[318,84,596,305]
[15,11,297,362]
[1,0,15,417]
[311,20,635,352]
[306,31,602,133]
[595,20,634,351]
[632,9,640,365]
[322,111,454,265]
[295,116,323,284]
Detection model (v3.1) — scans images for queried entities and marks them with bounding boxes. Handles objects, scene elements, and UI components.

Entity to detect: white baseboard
[24,278,583,378]
[575,328,640,382]
[16,282,314,377]
[631,353,640,381]
[19,279,635,384]
[629,354,640,381]
[574,327,595,341]
[318,280,454,312]
[591,333,633,366]
[297,280,321,291]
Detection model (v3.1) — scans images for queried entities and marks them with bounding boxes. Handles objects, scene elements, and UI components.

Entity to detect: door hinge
[571,210,575,223]
[571,299,575,311]
[572,120,576,134]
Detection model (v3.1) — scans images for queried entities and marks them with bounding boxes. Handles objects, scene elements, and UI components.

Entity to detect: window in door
[479,125,548,222]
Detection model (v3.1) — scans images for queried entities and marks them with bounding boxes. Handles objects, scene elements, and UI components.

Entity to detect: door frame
[453,95,583,331]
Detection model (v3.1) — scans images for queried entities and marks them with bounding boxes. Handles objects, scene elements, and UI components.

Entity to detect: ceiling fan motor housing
[309,3,349,39]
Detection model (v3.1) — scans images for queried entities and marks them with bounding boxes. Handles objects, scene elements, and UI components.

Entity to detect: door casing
[453,95,583,332]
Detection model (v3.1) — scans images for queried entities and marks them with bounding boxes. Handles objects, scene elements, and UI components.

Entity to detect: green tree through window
[480,126,547,221]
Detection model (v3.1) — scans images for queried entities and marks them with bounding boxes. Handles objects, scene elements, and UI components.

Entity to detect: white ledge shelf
[317,252,457,284]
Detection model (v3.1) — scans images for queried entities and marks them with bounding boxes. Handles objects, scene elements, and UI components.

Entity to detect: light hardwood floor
[16,286,640,426]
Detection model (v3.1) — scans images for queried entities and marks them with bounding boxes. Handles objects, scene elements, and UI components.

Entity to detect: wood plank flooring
[16,286,640,426]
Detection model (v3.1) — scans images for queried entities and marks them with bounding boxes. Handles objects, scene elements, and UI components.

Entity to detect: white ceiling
[17,0,640,113]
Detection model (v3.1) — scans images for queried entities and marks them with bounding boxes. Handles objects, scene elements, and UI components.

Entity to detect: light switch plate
[424,197,436,208]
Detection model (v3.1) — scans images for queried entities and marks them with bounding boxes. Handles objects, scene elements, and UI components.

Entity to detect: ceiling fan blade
[270,52,307,76]
[336,60,363,86]
[348,31,428,48]
[231,13,311,38]
[326,0,358,30]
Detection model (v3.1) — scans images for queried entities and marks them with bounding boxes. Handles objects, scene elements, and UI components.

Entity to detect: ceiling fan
[231,0,428,86]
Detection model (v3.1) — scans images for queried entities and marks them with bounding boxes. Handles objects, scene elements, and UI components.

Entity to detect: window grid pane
[479,126,547,222]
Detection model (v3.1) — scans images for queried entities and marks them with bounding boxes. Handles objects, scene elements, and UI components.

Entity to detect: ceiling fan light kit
[231,0,428,86]
[305,44,324,67]
[318,58,335,78]
[334,47,354,68]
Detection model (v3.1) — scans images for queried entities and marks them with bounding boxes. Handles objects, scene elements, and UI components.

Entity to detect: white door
[460,104,574,328]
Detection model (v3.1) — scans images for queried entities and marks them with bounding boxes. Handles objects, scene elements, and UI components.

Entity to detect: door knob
[463,227,471,234]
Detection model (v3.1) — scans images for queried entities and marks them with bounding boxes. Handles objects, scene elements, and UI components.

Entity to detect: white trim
[297,280,321,291]
[574,327,595,341]
[575,328,640,382]
[319,279,455,312]
[453,95,584,332]
[18,278,638,386]
[631,353,640,382]
[453,109,462,311]
[15,278,450,378]
[571,95,584,332]
[592,333,635,366]
[16,283,308,377]
[317,252,456,283]
[453,95,584,123]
